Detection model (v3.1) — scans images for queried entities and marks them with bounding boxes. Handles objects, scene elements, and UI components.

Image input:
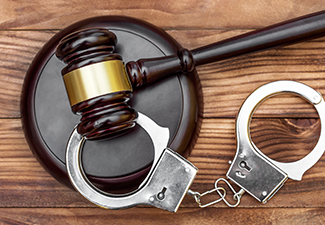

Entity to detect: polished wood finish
[56,28,137,140]
[2,0,325,224]
[127,11,325,88]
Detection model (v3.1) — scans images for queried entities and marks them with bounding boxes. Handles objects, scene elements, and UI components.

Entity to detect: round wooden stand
[21,16,201,192]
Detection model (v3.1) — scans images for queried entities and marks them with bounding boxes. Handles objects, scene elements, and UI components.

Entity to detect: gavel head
[55,28,138,140]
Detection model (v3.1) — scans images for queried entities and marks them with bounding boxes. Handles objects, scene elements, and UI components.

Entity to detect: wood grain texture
[0,208,324,225]
[1,0,325,224]
[0,119,92,207]
[0,118,324,208]
[0,31,56,117]
[0,30,324,118]
[0,0,324,29]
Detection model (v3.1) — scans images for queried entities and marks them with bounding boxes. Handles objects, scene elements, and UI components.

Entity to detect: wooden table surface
[1,0,325,224]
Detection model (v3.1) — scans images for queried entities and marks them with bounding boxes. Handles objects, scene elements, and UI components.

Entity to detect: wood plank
[1,30,325,118]
[0,0,324,29]
[1,118,324,208]
[0,207,324,225]
[0,119,93,207]
[0,31,56,117]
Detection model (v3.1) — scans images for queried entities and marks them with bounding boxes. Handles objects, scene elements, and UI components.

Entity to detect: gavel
[56,10,325,140]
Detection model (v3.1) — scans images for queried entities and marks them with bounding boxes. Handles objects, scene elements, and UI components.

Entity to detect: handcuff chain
[187,178,245,208]
[215,178,245,207]
[187,187,226,208]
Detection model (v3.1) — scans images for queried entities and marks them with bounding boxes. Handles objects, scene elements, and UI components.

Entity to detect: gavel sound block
[21,16,201,192]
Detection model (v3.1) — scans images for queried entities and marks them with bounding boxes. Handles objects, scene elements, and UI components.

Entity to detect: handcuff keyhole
[157,187,167,200]
[239,161,251,172]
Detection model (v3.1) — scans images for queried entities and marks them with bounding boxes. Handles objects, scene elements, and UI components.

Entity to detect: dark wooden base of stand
[21,16,201,192]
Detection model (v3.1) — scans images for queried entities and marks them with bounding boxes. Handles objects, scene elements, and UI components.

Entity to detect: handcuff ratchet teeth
[227,80,325,204]
[66,112,198,212]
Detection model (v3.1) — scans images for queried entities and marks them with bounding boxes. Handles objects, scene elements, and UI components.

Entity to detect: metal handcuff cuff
[66,80,325,212]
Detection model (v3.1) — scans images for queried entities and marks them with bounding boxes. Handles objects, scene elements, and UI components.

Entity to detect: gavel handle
[126,10,325,88]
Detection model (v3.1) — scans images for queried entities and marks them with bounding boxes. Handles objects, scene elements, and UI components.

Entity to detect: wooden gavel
[56,10,325,140]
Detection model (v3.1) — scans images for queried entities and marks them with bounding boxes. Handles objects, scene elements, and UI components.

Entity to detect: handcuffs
[66,80,325,212]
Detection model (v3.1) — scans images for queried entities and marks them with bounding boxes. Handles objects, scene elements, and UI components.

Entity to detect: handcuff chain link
[215,178,245,207]
[187,187,226,208]
[187,178,245,208]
